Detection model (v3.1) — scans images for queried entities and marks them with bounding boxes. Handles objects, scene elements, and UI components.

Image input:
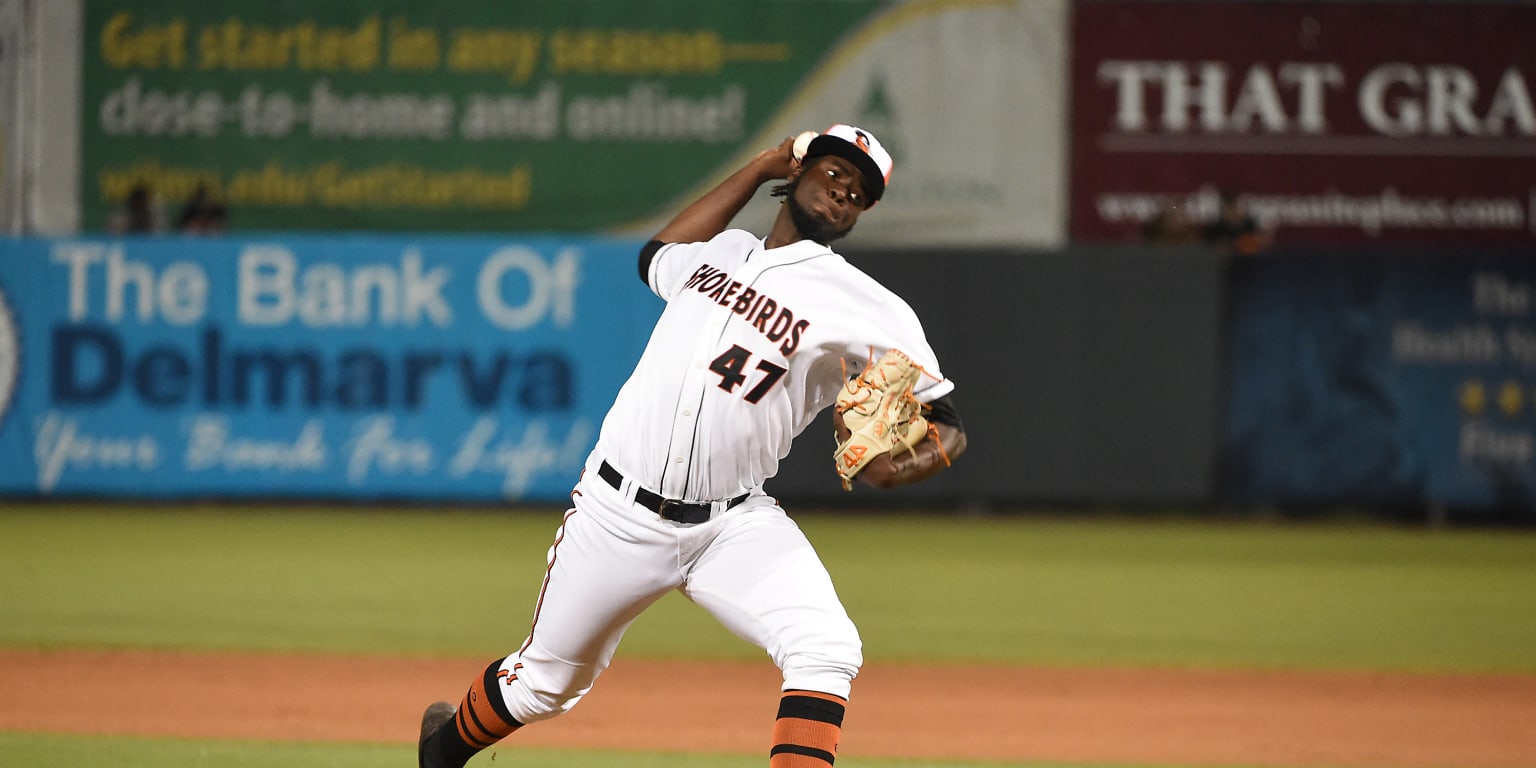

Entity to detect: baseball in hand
[792,131,818,162]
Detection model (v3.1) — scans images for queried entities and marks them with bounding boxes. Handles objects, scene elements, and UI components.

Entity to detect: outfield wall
[785,244,1225,507]
[6,236,1536,521]
[0,233,1210,509]
[0,235,1222,508]
[1221,248,1536,517]
[0,235,662,501]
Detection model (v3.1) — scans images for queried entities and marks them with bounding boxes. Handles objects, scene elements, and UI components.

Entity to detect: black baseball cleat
[418,701,456,768]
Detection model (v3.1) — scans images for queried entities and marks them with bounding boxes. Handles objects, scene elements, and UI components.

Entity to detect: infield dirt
[3,648,1534,768]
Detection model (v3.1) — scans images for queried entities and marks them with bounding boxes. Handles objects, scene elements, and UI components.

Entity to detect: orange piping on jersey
[518,508,578,655]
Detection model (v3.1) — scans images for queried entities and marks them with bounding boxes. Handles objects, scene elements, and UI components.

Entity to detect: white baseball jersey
[485,230,954,726]
[595,229,954,502]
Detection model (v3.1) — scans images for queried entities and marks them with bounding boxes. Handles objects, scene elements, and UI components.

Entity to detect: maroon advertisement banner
[1071,1,1536,248]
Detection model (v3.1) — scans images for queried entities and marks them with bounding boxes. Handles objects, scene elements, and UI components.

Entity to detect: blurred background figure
[108,182,165,235]
[175,183,229,235]
[1140,202,1199,246]
[1202,191,1273,256]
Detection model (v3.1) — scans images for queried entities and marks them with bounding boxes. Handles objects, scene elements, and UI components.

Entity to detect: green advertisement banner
[82,0,887,232]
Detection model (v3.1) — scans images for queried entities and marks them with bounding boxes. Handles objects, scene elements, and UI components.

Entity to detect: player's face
[787,156,871,244]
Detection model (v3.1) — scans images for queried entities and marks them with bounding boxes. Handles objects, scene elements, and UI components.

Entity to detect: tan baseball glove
[833,349,933,490]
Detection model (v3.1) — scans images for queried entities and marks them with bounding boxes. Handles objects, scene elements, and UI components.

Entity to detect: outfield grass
[0,732,1218,768]
[2,504,1534,672]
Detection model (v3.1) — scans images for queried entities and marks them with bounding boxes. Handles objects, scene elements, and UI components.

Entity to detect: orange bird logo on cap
[854,130,871,153]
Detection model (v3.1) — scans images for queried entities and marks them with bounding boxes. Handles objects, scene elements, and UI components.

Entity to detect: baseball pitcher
[418,124,968,768]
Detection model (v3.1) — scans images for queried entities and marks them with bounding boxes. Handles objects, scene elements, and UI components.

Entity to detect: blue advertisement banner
[1222,250,1536,514]
[0,235,660,501]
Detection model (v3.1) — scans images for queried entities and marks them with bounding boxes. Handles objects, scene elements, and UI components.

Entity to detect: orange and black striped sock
[425,660,524,768]
[769,689,846,767]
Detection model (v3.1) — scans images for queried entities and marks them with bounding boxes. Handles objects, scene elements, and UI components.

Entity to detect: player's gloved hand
[832,349,934,490]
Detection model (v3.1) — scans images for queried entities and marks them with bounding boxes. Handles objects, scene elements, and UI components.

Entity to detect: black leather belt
[598,460,748,524]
